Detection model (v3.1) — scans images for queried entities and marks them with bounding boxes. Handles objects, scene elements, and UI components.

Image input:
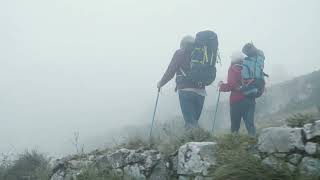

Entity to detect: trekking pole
[149,88,160,143]
[211,91,221,134]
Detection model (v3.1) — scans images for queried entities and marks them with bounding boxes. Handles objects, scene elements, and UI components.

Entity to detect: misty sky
[1,0,319,155]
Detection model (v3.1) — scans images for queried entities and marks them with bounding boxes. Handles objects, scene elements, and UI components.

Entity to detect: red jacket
[219,63,246,104]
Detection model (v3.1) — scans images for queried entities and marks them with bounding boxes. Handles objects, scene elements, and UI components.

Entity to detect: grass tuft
[213,134,296,180]
[77,166,122,180]
[286,113,316,128]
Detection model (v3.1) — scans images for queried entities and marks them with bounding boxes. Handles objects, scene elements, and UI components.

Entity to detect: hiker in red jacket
[219,52,256,136]
[157,36,206,129]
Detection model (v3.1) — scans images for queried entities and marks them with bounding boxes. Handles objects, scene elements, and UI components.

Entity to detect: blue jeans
[230,98,256,136]
[178,91,205,129]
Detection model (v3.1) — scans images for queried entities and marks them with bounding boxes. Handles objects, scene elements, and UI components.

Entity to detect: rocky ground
[49,120,320,180]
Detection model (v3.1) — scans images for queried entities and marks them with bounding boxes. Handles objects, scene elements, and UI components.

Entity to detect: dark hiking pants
[178,91,205,129]
[230,98,256,136]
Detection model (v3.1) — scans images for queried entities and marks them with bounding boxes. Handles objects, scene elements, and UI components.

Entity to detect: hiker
[219,44,265,136]
[158,31,218,129]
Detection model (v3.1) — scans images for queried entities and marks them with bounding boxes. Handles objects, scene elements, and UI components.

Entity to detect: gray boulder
[143,150,161,171]
[123,164,146,180]
[262,155,296,172]
[178,142,217,177]
[305,142,320,155]
[50,169,82,180]
[287,154,303,165]
[169,153,178,173]
[50,155,93,180]
[178,175,213,180]
[149,160,169,180]
[50,170,65,180]
[258,127,304,153]
[107,148,134,168]
[107,148,166,179]
[178,176,190,180]
[50,148,167,180]
[68,159,92,169]
[304,120,320,141]
[299,157,320,176]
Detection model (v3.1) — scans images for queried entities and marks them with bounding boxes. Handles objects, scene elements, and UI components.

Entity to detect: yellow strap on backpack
[203,46,208,64]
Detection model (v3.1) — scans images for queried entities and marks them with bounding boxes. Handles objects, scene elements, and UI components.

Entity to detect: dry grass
[286,113,316,128]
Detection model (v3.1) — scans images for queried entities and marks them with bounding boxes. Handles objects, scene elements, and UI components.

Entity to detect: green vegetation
[77,167,122,180]
[213,134,295,180]
[286,113,316,128]
[2,128,320,179]
[0,150,50,180]
[2,111,320,179]
[155,127,214,155]
[118,120,215,156]
[123,129,320,180]
[122,134,149,150]
[213,133,320,180]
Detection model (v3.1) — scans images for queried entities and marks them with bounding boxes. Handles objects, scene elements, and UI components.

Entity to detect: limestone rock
[305,142,320,155]
[258,127,304,153]
[178,175,213,180]
[149,160,168,180]
[304,120,320,141]
[299,157,320,176]
[178,142,217,176]
[68,159,92,169]
[143,150,161,171]
[108,148,133,168]
[123,164,146,180]
[262,155,296,172]
[170,154,178,174]
[50,170,65,180]
[287,154,303,165]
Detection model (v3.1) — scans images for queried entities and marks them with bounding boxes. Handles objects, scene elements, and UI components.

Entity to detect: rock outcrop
[257,120,320,177]
[50,120,320,179]
[178,142,217,179]
[50,148,168,180]
[304,120,320,141]
[258,127,304,153]
[50,143,219,180]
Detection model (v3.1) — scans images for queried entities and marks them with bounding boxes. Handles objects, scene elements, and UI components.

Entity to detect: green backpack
[187,30,219,86]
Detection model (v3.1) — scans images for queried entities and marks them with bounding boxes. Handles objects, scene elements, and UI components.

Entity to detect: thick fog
[1,0,319,155]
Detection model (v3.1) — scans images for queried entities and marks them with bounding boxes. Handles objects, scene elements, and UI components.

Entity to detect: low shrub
[3,150,50,180]
[286,113,316,128]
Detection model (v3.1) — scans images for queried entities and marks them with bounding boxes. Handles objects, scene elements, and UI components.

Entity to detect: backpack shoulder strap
[241,63,253,79]
[230,63,246,88]
[231,64,242,71]
[179,67,187,76]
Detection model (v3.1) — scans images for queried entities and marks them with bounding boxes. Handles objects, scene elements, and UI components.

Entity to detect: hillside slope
[256,69,320,126]
[200,70,320,131]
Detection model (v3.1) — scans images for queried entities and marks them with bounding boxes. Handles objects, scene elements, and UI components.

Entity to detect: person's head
[242,43,257,57]
[230,51,245,64]
[180,35,195,50]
